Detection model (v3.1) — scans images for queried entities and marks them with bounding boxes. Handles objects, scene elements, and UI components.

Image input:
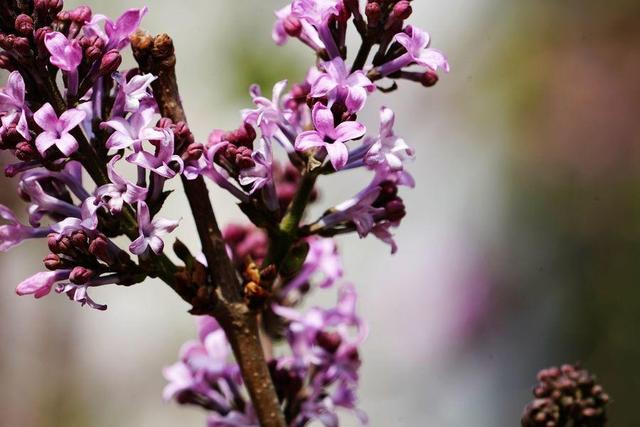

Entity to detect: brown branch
[131,31,286,427]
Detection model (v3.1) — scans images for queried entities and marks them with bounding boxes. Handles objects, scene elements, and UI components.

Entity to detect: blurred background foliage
[1,0,639,426]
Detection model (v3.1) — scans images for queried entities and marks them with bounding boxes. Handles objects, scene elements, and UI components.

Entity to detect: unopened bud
[182,143,204,162]
[284,16,302,37]
[89,234,113,264]
[0,53,16,71]
[43,253,62,270]
[99,49,122,76]
[421,70,439,87]
[70,266,94,284]
[387,1,412,29]
[15,14,34,36]
[316,331,342,353]
[71,230,89,250]
[13,37,31,55]
[15,142,38,161]
[70,6,92,23]
[365,2,382,27]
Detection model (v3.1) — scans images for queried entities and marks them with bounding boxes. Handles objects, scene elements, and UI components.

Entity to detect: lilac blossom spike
[310,57,375,113]
[130,201,179,255]
[33,103,86,156]
[295,102,366,170]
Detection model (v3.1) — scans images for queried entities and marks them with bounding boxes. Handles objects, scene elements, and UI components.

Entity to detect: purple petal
[311,103,335,136]
[379,107,395,137]
[333,121,366,144]
[55,133,80,157]
[35,132,57,155]
[295,131,325,151]
[345,86,367,112]
[33,103,58,132]
[325,141,349,170]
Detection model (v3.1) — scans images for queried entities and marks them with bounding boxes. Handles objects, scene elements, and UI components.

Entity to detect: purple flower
[44,32,83,72]
[295,103,366,170]
[364,106,414,171]
[112,72,157,114]
[96,155,148,214]
[377,26,449,76]
[101,106,160,150]
[242,80,290,141]
[239,139,273,194]
[16,270,70,299]
[0,204,50,251]
[282,237,343,296]
[33,103,86,156]
[56,283,108,311]
[0,71,30,140]
[272,4,293,46]
[292,0,342,57]
[310,58,375,112]
[84,7,148,51]
[129,201,179,255]
[19,176,81,226]
[126,128,184,179]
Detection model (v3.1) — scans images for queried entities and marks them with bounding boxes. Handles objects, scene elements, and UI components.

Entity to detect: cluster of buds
[521,364,610,427]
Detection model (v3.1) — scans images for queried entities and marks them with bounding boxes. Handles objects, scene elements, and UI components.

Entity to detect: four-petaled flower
[44,32,83,72]
[112,72,157,114]
[96,155,148,214]
[295,102,366,170]
[33,103,86,156]
[126,128,184,178]
[16,270,71,299]
[364,107,414,172]
[0,71,30,140]
[378,25,450,76]
[84,7,148,51]
[129,201,179,255]
[101,106,161,150]
[310,58,375,113]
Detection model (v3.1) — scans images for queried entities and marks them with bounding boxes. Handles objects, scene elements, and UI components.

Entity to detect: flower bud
[69,6,92,23]
[284,16,302,37]
[182,143,204,162]
[384,198,406,222]
[13,37,31,55]
[71,230,89,250]
[89,234,113,264]
[43,253,62,270]
[15,141,38,161]
[0,52,16,71]
[15,14,34,36]
[316,331,342,353]
[70,266,94,284]
[99,49,122,76]
[420,70,439,87]
[386,0,412,29]
[365,2,382,27]
[34,27,53,55]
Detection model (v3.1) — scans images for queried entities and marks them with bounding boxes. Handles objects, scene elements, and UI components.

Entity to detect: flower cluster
[0,0,448,425]
[521,364,610,427]
[0,3,184,309]
[165,231,365,426]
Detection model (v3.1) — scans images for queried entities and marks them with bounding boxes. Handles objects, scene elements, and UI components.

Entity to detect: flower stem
[131,31,286,427]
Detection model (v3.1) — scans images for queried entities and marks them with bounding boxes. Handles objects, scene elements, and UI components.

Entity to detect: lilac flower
[0,204,50,251]
[129,201,179,255]
[16,270,71,299]
[272,4,293,46]
[112,72,157,114]
[295,103,366,170]
[0,71,29,140]
[96,155,148,214]
[239,139,274,194]
[126,128,184,179]
[101,106,160,150]
[310,58,375,113]
[56,283,107,311]
[33,103,86,156]
[44,32,83,72]
[242,80,290,142]
[282,237,343,296]
[291,0,342,57]
[377,26,450,76]
[19,177,81,226]
[84,7,148,51]
[364,107,414,171]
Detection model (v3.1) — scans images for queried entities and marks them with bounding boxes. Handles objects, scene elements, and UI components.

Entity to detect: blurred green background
[1,0,639,426]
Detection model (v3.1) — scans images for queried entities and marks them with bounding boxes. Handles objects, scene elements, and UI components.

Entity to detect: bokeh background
[1,0,639,426]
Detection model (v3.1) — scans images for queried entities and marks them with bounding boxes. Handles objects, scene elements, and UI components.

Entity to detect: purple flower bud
[0,52,16,71]
[284,15,302,37]
[421,70,439,87]
[71,230,89,250]
[384,198,406,222]
[34,27,53,56]
[12,37,31,55]
[15,14,34,36]
[182,143,204,162]
[80,35,105,62]
[365,2,382,27]
[69,266,94,285]
[387,1,412,29]
[43,253,62,270]
[99,49,122,76]
[15,142,38,161]
[316,330,342,353]
[89,235,113,264]
[69,6,92,23]
[0,34,15,50]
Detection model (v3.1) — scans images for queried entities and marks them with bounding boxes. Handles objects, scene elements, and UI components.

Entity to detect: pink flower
[310,58,375,112]
[295,102,366,170]
[101,106,160,150]
[44,32,83,71]
[95,155,148,214]
[377,26,449,76]
[16,270,70,299]
[126,128,184,179]
[33,103,86,156]
[84,7,148,51]
[0,71,30,140]
[0,204,50,251]
[129,201,179,255]
[364,106,414,171]
[112,72,157,114]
